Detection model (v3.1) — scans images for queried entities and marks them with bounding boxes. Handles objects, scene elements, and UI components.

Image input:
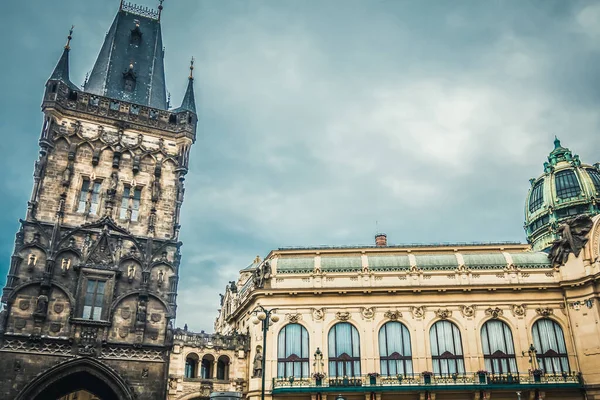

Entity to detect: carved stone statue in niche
[60,258,71,275]
[128,265,135,283]
[34,294,49,315]
[107,172,118,199]
[136,300,147,324]
[158,270,164,286]
[27,254,37,270]
[549,215,593,269]
[61,165,72,186]
[252,346,263,378]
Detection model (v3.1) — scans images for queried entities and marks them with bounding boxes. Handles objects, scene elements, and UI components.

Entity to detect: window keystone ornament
[485,307,503,319]
[335,311,351,321]
[535,307,553,317]
[384,310,402,320]
[460,305,475,318]
[434,308,451,319]
[361,307,375,320]
[411,306,425,319]
[312,308,324,321]
[286,313,302,323]
[511,304,526,317]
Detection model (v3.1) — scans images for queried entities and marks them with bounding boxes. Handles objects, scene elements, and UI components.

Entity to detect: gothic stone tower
[0,2,196,399]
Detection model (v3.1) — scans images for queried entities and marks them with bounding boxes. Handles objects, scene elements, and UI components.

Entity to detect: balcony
[272,372,583,394]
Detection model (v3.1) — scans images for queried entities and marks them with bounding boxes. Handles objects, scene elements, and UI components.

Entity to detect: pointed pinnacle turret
[49,26,76,88]
[178,57,196,113]
[554,136,561,149]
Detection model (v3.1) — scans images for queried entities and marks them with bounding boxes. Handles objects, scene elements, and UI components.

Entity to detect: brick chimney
[375,233,387,247]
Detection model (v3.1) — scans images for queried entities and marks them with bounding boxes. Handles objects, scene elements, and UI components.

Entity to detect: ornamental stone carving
[460,305,475,318]
[511,304,526,317]
[18,300,30,311]
[384,310,402,320]
[434,308,451,319]
[53,303,65,314]
[286,313,302,323]
[361,307,375,320]
[335,311,351,321]
[536,307,553,317]
[485,307,503,319]
[411,306,425,319]
[312,308,324,321]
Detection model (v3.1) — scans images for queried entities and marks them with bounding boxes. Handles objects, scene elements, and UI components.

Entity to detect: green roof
[368,255,411,271]
[510,252,551,268]
[321,256,362,272]
[414,254,458,270]
[276,257,314,274]
[462,253,507,269]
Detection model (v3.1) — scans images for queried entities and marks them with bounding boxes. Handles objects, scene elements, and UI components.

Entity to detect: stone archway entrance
[15,357,135,400]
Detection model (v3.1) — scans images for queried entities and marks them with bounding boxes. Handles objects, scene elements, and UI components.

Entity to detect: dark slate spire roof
[85,3,167,109]
[176,58,196,113]
[49,27,77,89]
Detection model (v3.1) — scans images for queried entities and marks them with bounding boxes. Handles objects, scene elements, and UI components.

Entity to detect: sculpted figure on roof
[549,215,593,269]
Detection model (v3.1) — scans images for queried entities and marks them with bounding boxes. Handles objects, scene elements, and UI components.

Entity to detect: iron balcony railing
[273,371,582,391]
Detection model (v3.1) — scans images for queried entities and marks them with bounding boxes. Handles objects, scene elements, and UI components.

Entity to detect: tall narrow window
[277,324,309,378]
[528,179,544,213]
[185,354,199,378]
[555,170,581,199]
[82,279,105,320]
[379,322,413,376]
[120,187,131,219]
[430,320,465,375]
[481,320,517,374]
[587,168,600,194]
[77,179,90,213]
[328,322,361,378]
[201,354,214,379]
[532,319,569,374]
[89,182,101,215]
[131,188,141,221]
[217,356,230,380]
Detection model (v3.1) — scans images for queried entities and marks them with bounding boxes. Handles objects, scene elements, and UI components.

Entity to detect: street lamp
[251,305,279,400]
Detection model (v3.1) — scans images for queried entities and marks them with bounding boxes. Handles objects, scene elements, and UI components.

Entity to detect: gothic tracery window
[328,322,361,378]
[430,320,465,375]
[277,323,309,378]
[379,321,413,376]
[481,320,517,374]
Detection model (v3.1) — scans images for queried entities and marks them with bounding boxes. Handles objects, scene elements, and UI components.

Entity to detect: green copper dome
[525,138,600,250]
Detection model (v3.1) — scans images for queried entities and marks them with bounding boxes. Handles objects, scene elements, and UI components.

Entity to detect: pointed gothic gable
[85,233,116,268]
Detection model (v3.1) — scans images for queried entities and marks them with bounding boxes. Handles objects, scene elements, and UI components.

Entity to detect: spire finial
[189,57,195,80]
[554,136,561,149]
[158,0,164,20]
[65,25,74,50]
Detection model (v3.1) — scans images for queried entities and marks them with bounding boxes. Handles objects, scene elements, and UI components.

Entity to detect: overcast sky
[1,0,600,331]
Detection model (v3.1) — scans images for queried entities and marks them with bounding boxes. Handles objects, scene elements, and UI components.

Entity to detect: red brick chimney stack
[375,233,387,247]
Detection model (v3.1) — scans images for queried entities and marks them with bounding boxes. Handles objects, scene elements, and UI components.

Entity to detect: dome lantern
[525,139,599,250]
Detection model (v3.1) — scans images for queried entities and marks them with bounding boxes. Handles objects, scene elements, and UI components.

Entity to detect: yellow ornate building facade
[203,141,600,400]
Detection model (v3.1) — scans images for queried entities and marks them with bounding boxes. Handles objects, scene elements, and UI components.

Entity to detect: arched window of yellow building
[430,320,465,375]
[277,323,309,378]
[532,319,570,374]
[379,321,413,377]
[481,320,517,374]
[328,322,361,377]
